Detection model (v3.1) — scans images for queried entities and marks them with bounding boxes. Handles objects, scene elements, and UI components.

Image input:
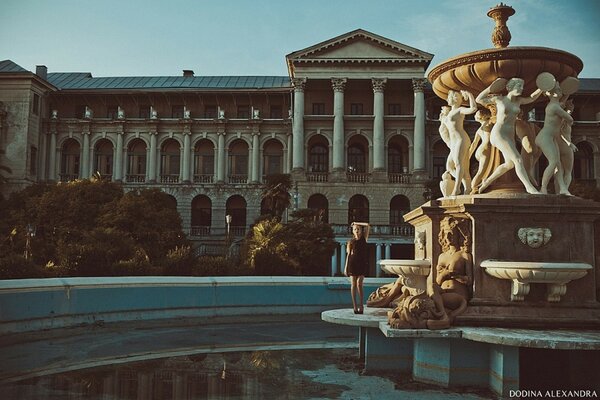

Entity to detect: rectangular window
[237,105,250,118]
[433,157,446,179]
[270,105,282,119]
[312,103,325,115]
[194,155,214,175]
[107,106,118,119]
[32,93,40,115]
[30,146,37,175]
[204,105,217,118]
[75,105,87,119]
[229,155,248,175]
[264,155,282,175]
[350,103,363,115]
[388,103,401,115]
[171,105,184,118]
[139,105,151,119]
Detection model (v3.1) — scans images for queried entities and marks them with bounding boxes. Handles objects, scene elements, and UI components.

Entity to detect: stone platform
[322,308,600,396]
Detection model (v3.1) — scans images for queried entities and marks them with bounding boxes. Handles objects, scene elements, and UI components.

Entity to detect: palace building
[1,30,599,275]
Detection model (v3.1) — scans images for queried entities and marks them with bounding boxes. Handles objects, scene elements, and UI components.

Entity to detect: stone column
[286,132,293,173]
[291,78,306,172]
[148,131,158,182]
[340,241,347,275]
[412,78,428,179]
[375,243,382,277]
[331,243,338,277]
[332,78,347,177]
[81,131,90,178]
[372,78,387,172]
[114,131,123,181]
[251,130,260,183]
[385,243,391,260]
[48,130,57,181]
[217,131,226,183]
[182,130,191,183]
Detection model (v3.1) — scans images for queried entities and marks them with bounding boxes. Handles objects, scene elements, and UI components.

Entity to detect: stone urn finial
[487,3,515,48]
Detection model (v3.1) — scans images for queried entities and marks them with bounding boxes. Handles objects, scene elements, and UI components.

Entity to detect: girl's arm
[469,130,482,157]
[521,88,543,105]
[460,90,478,115]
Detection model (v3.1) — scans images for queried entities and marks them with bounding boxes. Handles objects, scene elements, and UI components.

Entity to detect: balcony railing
[193,174,214,184]
[59,173,79,182]
[190,226,211,236]
[229,175,248,184]
[388,173,411,184]
[347,172,371,183]
[160,174,179,184]
[330,223,414,237]
[306,172,329,182]
[126,174,146,183]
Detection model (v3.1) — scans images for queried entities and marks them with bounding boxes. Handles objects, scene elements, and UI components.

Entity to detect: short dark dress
[347,237,369,276]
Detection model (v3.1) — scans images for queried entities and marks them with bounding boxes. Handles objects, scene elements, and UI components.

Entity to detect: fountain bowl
[427,46,583,101]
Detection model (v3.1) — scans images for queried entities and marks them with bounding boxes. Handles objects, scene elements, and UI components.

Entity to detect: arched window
[432,140,449,180]
[347,135,369,183]
[160,139,180,183]
[127,139,146,182]
[574,142,594,180]
[307,135,329,182]
[348,194,369,224]
[263,139,284,179]
[226,195,247,236]
[228,140,248,183]
[166,195,177,209]
[191,195,212,236]
[194,139,214,183]
[60,139,80,182]
[389,195,411,226]
[308,194,329,223]
[388,136,409,175]
[94,139,113,179]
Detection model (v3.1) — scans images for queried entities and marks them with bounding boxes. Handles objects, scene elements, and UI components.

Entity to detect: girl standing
[344,222,369,314]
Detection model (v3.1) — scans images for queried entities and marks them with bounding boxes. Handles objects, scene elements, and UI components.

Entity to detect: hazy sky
[2,0,599,78]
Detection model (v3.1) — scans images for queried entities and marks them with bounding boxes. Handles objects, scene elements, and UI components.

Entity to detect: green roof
[46,73,291,91]
[0,60,29,73]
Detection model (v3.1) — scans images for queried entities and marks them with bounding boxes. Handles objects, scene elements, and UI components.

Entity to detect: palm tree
[261,173,292,219]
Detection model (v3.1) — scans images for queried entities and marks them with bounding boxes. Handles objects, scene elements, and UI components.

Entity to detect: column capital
[331,78,347,92]
[371,78,387,93]
[291,77,307,91]
[149,130,158,136]
[251,130,261,137]
[411,78,428,92]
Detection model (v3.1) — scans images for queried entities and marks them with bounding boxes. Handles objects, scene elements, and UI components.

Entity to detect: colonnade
[291,77,427,175]
[330,241,394,277]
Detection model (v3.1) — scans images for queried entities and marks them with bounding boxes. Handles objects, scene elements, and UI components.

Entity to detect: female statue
[476,78,542,194]
[468,109,493,193]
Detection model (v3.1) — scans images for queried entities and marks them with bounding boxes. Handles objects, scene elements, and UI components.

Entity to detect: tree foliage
[261,174,292,219]
[0,180,188,278]
[243,211,336,276]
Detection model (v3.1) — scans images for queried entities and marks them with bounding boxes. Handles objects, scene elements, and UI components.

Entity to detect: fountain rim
[427,46,584,84]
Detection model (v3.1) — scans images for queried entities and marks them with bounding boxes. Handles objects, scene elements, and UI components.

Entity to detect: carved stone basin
[380,259,431,295]
[427,47,583,103]
[480,259,592,302]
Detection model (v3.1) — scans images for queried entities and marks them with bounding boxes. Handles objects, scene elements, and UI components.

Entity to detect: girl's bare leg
[350,276,358,312]
[357,276,365,313]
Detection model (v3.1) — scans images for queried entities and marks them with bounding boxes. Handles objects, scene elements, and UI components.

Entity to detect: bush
[191,256,251,276]
[163,246,195,275]
[0,254,44,279]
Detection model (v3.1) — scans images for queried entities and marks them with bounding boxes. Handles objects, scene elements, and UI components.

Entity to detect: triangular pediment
[286,29,433,63]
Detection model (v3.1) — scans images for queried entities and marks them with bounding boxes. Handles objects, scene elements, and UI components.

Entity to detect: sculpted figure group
[367,216,472,330]
[438,73,578,196]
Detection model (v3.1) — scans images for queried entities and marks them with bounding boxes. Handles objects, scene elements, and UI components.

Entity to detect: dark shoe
[357,308,364,314]
[353,309,359,314]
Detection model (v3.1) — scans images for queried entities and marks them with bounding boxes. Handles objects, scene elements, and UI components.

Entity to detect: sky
[1,0,600,78]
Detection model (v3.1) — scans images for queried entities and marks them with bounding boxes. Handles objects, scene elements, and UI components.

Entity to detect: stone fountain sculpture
[369,3,600,329]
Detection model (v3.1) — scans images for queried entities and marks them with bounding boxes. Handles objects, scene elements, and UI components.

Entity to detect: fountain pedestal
[404,194,600,328]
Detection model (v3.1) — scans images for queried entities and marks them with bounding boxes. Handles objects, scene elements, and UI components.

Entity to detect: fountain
[367,2,600,329]
[323,4,600,395]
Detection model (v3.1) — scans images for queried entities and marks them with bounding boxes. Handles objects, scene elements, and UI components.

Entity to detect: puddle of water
[0,348,495,399]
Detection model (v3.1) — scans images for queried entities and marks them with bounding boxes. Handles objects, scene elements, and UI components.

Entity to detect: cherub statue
[476,78,542,194]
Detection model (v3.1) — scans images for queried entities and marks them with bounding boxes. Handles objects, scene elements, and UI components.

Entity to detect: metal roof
[0,60,29,73]
[46,73,291,91]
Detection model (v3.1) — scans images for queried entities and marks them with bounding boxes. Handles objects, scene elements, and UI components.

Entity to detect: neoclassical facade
[1,30,599,275]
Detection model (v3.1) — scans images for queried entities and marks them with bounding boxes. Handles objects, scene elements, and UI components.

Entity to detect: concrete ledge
[0,277,394,334]
[380,323,462,338]
[461,327,600,350]
[321,307,388,328]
